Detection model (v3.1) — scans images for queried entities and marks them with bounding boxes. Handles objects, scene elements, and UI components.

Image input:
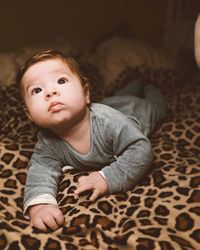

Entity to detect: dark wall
[0,0,167,52]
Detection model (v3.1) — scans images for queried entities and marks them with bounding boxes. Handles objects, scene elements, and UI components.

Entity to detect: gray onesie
[24,82,166,210]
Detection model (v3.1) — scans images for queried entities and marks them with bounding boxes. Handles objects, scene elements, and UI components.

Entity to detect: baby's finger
[32,216,47,232]
[54,210,65,226]
[75,183,93,195]
[89,190,100,202]
[77,175,89,184]
[43,214,59,231]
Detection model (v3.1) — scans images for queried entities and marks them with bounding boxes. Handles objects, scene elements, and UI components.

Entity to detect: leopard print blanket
[0,65,200,250]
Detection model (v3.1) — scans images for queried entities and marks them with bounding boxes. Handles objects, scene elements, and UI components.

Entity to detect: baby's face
[21,59,90,130]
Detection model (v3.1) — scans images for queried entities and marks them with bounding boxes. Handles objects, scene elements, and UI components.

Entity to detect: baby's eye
[58,78,68,84]
[32,87,42,95]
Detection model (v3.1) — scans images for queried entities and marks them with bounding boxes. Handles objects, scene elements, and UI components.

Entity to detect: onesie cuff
[24,194,57,219]
[98,170,107,179]
[101,167,122,194]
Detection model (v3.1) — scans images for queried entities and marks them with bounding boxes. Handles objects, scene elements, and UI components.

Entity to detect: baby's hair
[16,49,88,100]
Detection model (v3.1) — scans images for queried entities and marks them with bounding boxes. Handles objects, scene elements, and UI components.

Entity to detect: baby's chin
[43,117,73,130]
[37,107,89,130]
[34,119,65,130]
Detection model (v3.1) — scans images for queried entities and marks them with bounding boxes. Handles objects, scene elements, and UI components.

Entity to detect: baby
[17,50,166,231]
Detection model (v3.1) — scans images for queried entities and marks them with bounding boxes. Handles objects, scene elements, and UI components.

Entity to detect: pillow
[14,43,72,69]
[0,37,91,87]
[95,37,177,85]
[14,38,92,69]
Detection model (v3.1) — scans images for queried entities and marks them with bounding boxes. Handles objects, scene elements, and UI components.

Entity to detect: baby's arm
[24,131,65,231]
[28,204,64,231]
[102,123,153,194]
[74,172,109,201]
[76,115,153,196]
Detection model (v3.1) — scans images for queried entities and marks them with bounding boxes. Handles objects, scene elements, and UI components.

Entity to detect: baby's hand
[28,204,64,232]
[75,171,109,201]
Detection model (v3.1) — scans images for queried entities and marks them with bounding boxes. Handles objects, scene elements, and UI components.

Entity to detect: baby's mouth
[49,102,64,112]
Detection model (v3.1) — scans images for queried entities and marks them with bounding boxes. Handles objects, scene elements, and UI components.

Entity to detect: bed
[0,36,200,250]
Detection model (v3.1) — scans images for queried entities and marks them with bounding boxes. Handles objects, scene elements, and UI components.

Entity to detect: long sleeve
[97,107,153,193]
[24,103,155,208]
[23,131,64,210]
[102,137,153,193]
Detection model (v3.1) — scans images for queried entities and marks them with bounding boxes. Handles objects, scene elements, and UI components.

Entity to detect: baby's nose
[45,89,59,99]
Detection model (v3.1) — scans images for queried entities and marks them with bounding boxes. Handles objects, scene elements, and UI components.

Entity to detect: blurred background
[0,0,199,52]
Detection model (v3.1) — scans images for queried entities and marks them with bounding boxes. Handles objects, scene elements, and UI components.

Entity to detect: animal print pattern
[0,65,200,249]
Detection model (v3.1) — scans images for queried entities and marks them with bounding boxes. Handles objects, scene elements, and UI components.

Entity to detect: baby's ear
[23,107,32,121]
[84,83,90,104]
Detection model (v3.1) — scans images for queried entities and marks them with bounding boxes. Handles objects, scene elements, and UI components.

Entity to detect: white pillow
[95,37,176,85]
[14,43,73,68]
[0,38,85,86]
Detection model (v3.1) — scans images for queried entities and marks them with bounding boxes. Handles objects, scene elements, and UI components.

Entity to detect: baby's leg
[100,80,143,115]
[100,82,166,136]
[114,80,143,97]
[144,84,166,121]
